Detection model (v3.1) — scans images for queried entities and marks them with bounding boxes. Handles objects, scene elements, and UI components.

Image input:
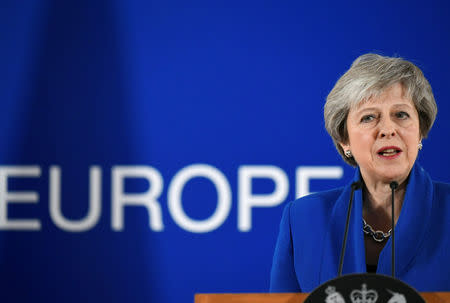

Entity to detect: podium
[195,292,450,303]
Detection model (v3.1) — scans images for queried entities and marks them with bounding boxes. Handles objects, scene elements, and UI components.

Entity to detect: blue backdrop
[1,1,450,302]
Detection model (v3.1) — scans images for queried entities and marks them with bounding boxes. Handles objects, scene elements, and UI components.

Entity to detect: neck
[362,178,407,231]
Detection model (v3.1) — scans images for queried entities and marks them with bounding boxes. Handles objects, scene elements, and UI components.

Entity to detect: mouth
[377,146,402,158]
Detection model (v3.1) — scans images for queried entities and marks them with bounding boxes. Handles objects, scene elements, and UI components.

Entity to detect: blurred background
[1,1,450,302]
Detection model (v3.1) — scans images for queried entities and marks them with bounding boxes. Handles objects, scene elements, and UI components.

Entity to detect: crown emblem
[350,284,378,303]
[325,286,346,303]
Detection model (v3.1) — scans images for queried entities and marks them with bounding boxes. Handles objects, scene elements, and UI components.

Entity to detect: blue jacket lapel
[377,164,434,276]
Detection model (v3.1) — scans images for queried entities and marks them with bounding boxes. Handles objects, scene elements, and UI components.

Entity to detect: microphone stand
[390,181,398,278]
[338,181,361,277]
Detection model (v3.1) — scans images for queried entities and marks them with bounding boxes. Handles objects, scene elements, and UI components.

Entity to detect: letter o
[168,164,231,233]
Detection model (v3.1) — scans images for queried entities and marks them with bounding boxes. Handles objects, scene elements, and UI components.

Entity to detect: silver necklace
[362,219,391,242]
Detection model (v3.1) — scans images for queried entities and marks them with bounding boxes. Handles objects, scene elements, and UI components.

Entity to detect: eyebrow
[354,103,414,115]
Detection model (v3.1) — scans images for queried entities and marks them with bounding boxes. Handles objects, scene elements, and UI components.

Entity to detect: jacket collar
[377,163,433,276]
[319,163,433,283]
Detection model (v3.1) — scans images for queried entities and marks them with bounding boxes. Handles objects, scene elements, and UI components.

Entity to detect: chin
[375,165,411,183]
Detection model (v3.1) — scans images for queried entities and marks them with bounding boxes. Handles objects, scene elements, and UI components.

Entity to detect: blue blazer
[270,163,450,292]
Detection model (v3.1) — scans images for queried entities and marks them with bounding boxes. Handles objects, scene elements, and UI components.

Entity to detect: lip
[377,146,402,159]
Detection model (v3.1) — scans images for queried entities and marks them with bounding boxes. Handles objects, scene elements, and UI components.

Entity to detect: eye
[360,114,375,123]
[395,111,410,119]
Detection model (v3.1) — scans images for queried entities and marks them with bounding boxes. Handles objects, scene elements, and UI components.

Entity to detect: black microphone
[390,181,398,278]
[338,181,362,277]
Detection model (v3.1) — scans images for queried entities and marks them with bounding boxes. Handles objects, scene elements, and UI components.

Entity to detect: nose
[379,117,396,138]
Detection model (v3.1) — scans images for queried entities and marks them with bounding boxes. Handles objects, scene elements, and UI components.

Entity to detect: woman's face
[340,83,421,186]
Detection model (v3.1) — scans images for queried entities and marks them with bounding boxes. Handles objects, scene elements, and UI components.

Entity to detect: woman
[270,54,450,292]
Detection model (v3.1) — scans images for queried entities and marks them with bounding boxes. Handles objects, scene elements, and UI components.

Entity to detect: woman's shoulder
[288,187,345,216]
[282,187,346,240]
[432,180,450,201]
[433,180,450,191]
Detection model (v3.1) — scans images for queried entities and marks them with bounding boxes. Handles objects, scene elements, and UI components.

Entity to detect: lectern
[195,292,450,303]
